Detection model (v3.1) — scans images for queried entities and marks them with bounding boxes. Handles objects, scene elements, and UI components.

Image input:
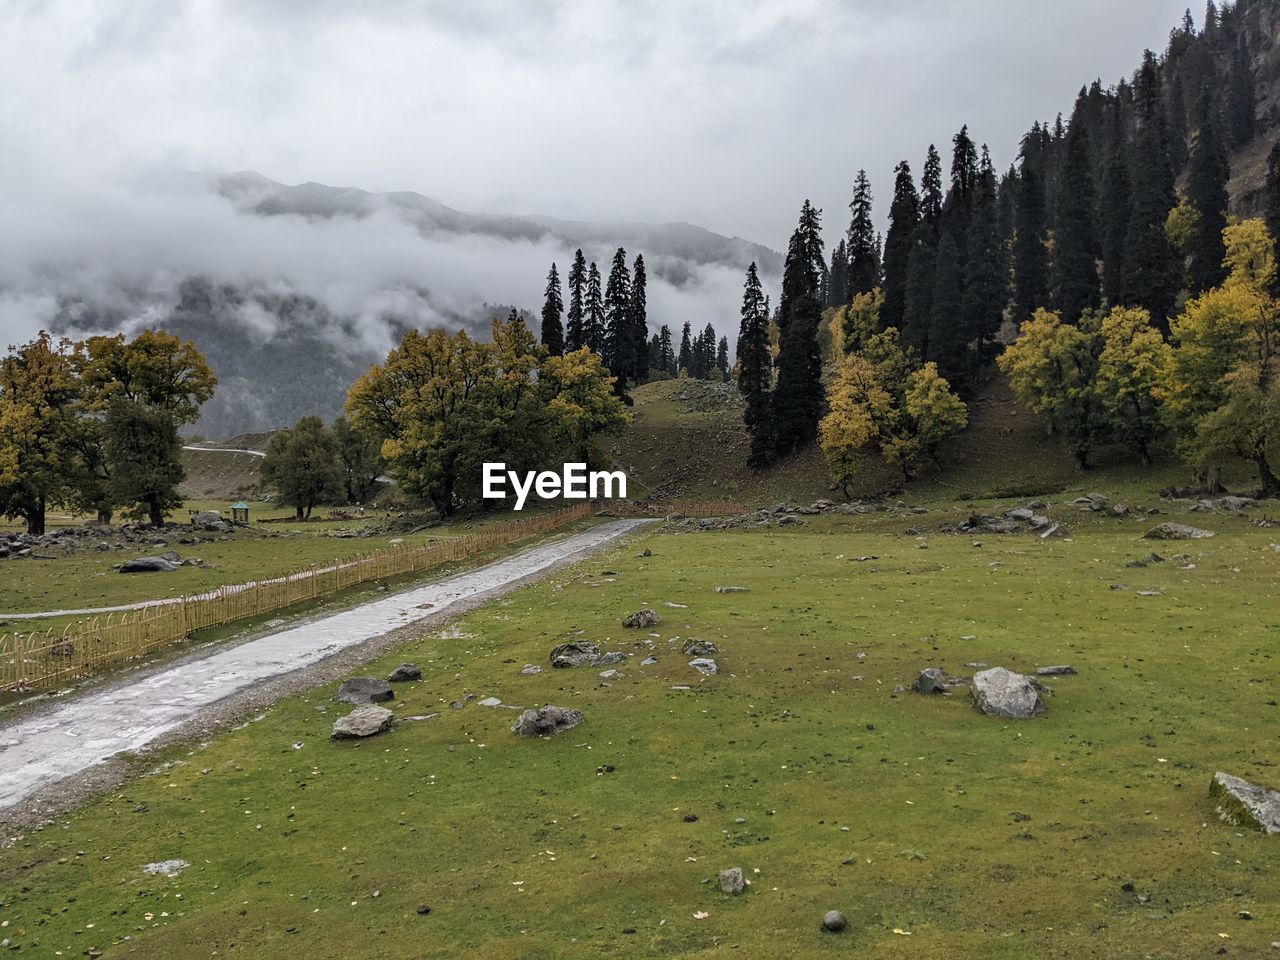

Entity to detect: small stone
[689,657,718,675]
[512,705,584,737]
[971,667,1045,719]
[821,910,848,932]
[913,667,947,694]
[142,859,190,878]
[521,664,542,675]
[719,867,746,894]
[386,663,422,683]
[682,639,719,656]
[1036,665,1076,676]
[549,639,601,668]
[334,677,394,705]
[623,608,660,628]
[416,905,431,915]
[715,585,749,593]
[478,697,503,707]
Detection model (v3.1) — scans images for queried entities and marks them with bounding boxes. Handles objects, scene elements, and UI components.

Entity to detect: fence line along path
[0,503,594,693]
[0,518,653,813]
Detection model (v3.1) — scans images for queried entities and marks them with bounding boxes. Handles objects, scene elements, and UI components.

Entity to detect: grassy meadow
[3,487,1279,959]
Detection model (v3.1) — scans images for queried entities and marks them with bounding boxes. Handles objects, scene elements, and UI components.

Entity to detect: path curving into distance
[0,518,651,812]
[180,445,266,457]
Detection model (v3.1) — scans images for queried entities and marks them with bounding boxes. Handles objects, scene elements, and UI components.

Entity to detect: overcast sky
[3,0,1192,246]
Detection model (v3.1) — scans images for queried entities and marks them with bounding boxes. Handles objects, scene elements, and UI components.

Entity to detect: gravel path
[0,518,650,818]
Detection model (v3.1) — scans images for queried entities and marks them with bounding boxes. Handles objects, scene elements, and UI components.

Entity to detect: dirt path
[180,445,266,457]
[0,518,650,817]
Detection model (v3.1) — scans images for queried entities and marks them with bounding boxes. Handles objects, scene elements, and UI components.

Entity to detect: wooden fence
[0,502,593,693]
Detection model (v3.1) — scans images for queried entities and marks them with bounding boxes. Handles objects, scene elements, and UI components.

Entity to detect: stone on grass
[1209,772,1280,834]
[119,556,179,573]
[596,651,628,666]
[1144,522,1214,540]
[512,705,584,737]
[682,639,719,656]
[334,677,394,704]
[913,667,947,694]
[623,608,660,628]
[549,639,600,668]
[715,585,749,593]
[689,657,718,676]
[386,663,422,682]
[521,664,542,675]
[1040,523,1069,539]
[1036,665,1076,676]
[719,867,746,894]
[332,705,395,739]
[821,910,848,932]
[143,859,190,877]
[971,667,1045,719]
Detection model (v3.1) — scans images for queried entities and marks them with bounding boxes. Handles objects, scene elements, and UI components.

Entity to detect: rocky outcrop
[1209,772,1280,834]
[1144,522,1214,540]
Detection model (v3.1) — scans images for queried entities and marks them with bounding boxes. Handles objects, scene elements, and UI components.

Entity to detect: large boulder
[334,677,395,704]
[1144,522,1214,540]
[332,705,395,739]
[119,556,179,573]
[623,608,660,628]
[386,663,422,682]
[971,667,1045,719]
[549,640,601,668]
[1209,772,1280,834]
[511,705,584,737]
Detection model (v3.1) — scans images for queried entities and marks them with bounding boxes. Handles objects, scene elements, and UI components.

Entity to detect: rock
[598,668,620,679]
[689,657,718,675]
[119,556,179,573]
[511,705,584,737]
[1209,772,1280,834]
[715,585,749,593]
[682,639,719,656]
[1040,523,1069,539]
[1036,665,1076,676]
[623,608,660,628]
[521,664,543,675]
[478,696,508,707]
[1027,514,1052,529]
[777,514,805,526]
[386,663,422,682]
[971,667,1045,719]
[641,656,657,665]
[719,867,746,894]
[549,639,601,668]
[821,910,848,932]
[1007,507,1035,521]
[913,667,947,694]
[1217,496,1255,511]
[334,677,394,705]
[331,705,395,739]
[142,859,190,877]
[596,651,628,666]
[1145,522,1214,540]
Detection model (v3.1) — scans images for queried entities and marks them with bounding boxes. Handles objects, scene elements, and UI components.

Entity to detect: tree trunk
[26,497,46,536]
[97,508,113,525]
[148,496,164,528]
[1205,464,1225,494]
[295,505,305,521]
[1257,453,1280,499]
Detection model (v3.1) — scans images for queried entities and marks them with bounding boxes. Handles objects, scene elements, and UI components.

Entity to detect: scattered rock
[521,664,543,675]
[776,514,805,526]
[641,656,658,666]
[821,910,848,933]
[623,608,660,628]
[549,639,601,668]
[1035,665,1076,676]
[511,705,584,737]
[331,705,395,739]
[715,585,749,593]
[719,867,746,894]
[1144,522,1214,540]
[913,667,947,694]
[142,859,190,877]
[689,657,718,675]
[386,663,422,682]
[596,651,628,666]
[1126,553,1165,568]
[119,556,180,573]
[971,667,1046,719]
[1040,523,1069,539]
[478,697,504,707]
[599,669,620,679]
[1209,772,1280,834]
[682,639,719,656]
[334,677,394,705]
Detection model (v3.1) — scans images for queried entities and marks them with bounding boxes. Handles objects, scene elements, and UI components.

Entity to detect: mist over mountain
[5,171,779,438]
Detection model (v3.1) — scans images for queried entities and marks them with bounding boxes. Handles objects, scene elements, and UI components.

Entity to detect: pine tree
[846,170,879,297]
[657,324,675,376]
[881,161,920,333]
[903,147,943,353]
[678,321,692,373]
[1122,50,1181,328]
[928,232,965,385]
[1013,166,1049,321]
[716,337,729,382]
[828,239,849,308]
[565,249,587,351]
[771,202,826,457]
[962,157,1007,371]
[1227,42,1256,147]
[1100,137,1132,306]
[1052,111,1099,322]
[921,144,943,223]
[585,261,605,353]
[1186,95,1230,295]
[603,247,632,380]
[647,333,660,374]
[540,262,564,355]
[1265,140,1280,297]
[629,254,649,383]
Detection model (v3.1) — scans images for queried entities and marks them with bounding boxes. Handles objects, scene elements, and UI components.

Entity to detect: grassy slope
[4,489,1279,959]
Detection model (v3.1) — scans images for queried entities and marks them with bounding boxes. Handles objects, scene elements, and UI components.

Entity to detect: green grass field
[4,486,1278,959]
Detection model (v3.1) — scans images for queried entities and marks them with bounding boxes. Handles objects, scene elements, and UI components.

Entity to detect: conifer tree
[1186,96,1230,295]
[921,144,943,223]
[1227,42,1256,147]
[1100,138,1132,306]
[771,203,826,457]
[846,170,879,298]
[716,337,729,382]
[1265,140,1280,297]
[962,157,1007,370]
[928,232,965,385]
[678,321,692,373]
[881,161,920,332]
[540,262,564,355]
[657,324,675,376]
[603,247,632,381]
[565,249,587,351]
[1013,166,1049,321]
[629,254,649,383]
[828,239,849,308]
[903,147,943,353]
[585,261,605,353]
[1053,114,1099,322]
